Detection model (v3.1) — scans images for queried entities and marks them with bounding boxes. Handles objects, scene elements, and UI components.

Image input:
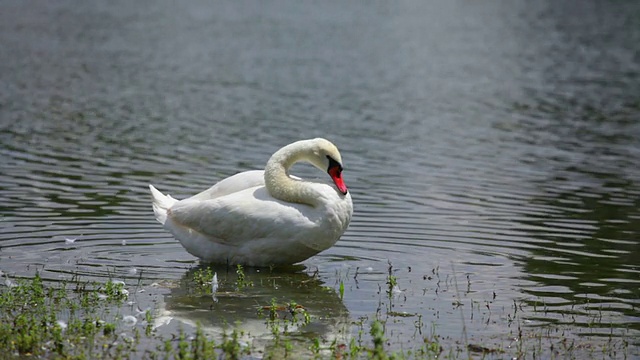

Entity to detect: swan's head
[306,138,349,195]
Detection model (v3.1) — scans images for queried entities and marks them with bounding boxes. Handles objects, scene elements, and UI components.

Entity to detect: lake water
[1,0,639,357]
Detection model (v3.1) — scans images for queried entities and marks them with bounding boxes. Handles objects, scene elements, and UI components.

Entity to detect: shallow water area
[1,0,640,358]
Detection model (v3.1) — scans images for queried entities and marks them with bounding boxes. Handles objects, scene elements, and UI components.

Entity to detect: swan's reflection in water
[155,264,350,355]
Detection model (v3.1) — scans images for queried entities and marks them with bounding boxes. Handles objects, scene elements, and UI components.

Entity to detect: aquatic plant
[0,267,636,359]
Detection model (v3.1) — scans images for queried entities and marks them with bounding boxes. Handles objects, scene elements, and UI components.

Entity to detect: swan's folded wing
[167,187,316,245]
[188,170,265,201]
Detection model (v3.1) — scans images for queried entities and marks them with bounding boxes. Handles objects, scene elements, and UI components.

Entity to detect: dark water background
[1,0,639,356]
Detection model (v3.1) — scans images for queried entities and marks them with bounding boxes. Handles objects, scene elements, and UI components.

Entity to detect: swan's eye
[326,155,342,173]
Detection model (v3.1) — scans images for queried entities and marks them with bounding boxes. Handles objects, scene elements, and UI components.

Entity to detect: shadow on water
[155,264,350,353]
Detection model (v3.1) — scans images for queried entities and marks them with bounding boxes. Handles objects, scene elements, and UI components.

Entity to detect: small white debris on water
[56,320,68,330]
[365,267,374,272]
[153,316,173,329]
[64,237,77,244]
[128,268,137,275]
[121,239,127,246]
[211,273,219,292]
[119,333,135,343]
[211,272,219,302]
[122,315,137,326]
[4,277,17,288]
[392,285,404,296]
[135,307,151,316]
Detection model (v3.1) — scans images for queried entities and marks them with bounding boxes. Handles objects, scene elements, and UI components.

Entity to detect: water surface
[1,0,639,357]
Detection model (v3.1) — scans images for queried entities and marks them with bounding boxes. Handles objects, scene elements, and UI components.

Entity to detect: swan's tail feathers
[149,184,178,225]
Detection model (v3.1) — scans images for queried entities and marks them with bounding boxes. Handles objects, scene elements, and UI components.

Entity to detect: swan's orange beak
[328,165,348,195]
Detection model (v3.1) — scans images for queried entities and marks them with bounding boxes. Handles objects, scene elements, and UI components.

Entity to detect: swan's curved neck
[264,141,319,206]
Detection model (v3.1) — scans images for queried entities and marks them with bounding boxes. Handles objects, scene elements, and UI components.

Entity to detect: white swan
[149,138,353,266]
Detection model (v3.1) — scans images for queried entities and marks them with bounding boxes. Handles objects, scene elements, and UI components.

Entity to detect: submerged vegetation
[0,265,636,359]
[0,272,136,358]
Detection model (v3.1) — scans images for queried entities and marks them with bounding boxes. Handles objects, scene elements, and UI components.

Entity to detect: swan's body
[149,138,353,266]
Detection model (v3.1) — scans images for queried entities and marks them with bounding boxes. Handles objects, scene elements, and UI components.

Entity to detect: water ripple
[1,0,640,350]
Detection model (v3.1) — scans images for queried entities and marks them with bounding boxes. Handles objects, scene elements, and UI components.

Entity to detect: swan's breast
[316,188,353,232]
